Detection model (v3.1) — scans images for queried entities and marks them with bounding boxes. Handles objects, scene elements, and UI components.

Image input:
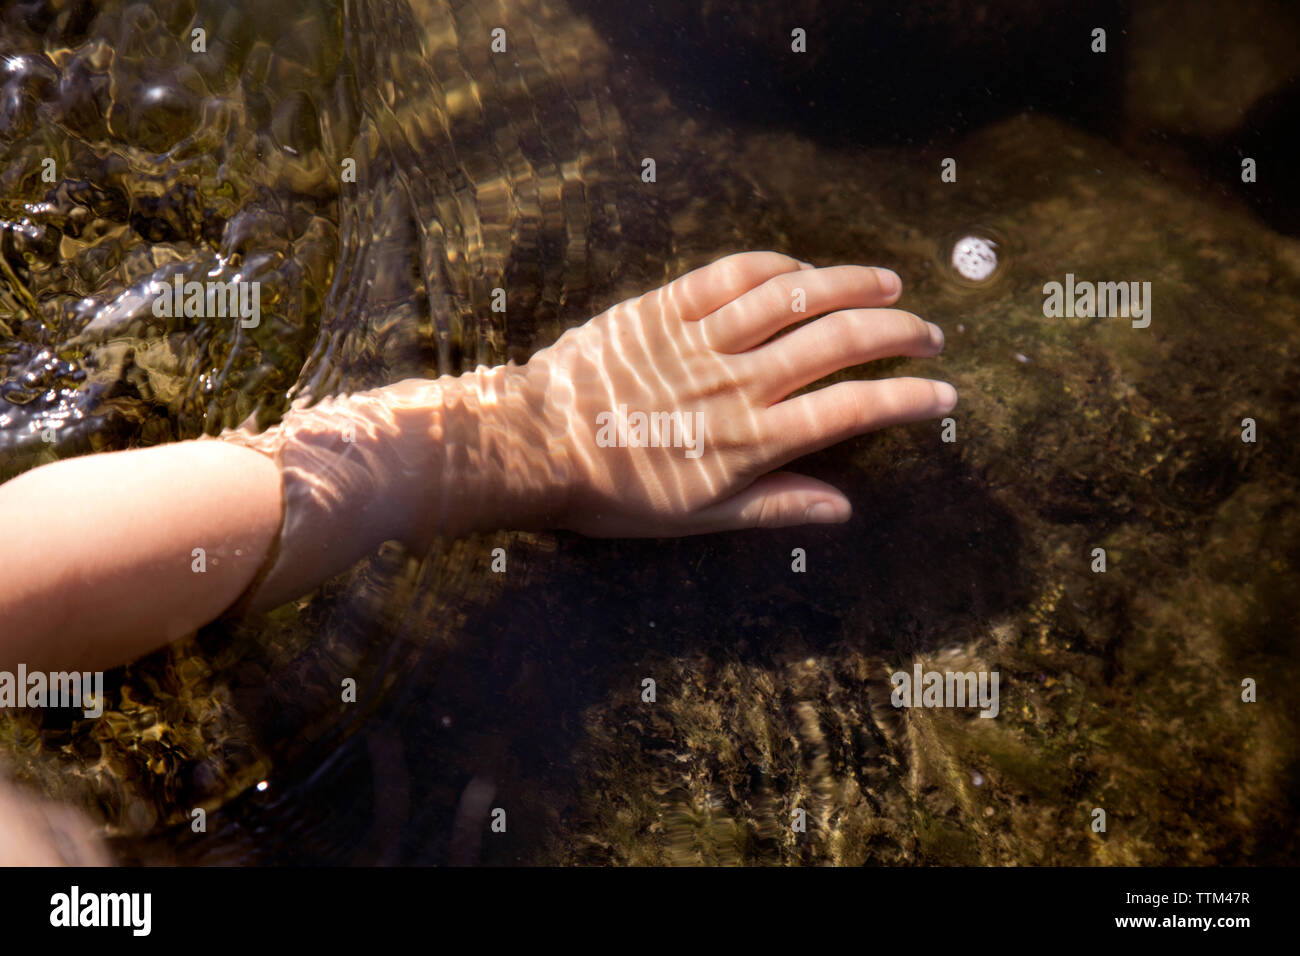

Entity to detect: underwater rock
[486,109,1300,865]
[571,0,1126,145]
[1125,0,1300,137]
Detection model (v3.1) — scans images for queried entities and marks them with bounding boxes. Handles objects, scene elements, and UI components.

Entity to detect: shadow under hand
[388,429,1030,864]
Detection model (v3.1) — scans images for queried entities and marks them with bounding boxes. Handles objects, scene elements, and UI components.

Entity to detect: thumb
[691,471,851,533]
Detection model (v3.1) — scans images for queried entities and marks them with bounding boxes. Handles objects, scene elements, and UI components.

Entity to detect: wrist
[391,361,573,545]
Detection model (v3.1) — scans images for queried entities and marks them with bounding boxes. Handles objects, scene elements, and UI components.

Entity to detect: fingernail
[878,269,901,295]
[805,502,842,523]
[934,381,958,410]
[798,260,816,270]
[927,322,945,349]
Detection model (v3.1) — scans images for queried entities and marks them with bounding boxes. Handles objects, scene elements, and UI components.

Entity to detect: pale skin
[0,252,955,672]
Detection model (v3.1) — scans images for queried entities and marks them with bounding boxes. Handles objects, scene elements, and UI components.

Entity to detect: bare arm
[0,440,282,671]
[0,367,561,672]
[0,253,955,672]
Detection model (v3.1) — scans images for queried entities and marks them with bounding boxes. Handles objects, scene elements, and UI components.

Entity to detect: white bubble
[951,236,998,282]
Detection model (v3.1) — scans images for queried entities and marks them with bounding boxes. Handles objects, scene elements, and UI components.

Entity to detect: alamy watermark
[891,663,999,718]
[1043,273,1151,328]
[595,405,704,459]
[151,274,260,328]
[0,664,104,718]
[50,886,150,936]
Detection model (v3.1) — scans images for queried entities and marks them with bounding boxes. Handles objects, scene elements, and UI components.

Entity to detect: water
[1,0,1297,865]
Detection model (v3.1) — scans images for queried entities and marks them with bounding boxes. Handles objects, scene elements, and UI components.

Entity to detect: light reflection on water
[0,0,1298,865]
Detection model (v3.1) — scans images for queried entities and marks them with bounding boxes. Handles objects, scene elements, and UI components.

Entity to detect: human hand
[519,251,956,536]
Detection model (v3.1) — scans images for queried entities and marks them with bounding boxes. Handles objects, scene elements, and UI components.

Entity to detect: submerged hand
[520,251,957,536]
[0,251,958,670]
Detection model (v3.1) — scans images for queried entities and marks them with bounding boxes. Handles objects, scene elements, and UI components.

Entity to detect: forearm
[231,364,569,614]
[0,440,282,671]
[0,363,565,671]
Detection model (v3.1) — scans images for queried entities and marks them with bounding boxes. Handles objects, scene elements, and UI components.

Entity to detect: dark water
[0,0,1297,865]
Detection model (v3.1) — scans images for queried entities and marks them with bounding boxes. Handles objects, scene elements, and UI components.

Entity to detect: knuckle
[847,386,873,425]
[722,251,795,285]
[762,274,794,312]
[846,314,878,351]
[899,311,930,343]
[753,493,782,528]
